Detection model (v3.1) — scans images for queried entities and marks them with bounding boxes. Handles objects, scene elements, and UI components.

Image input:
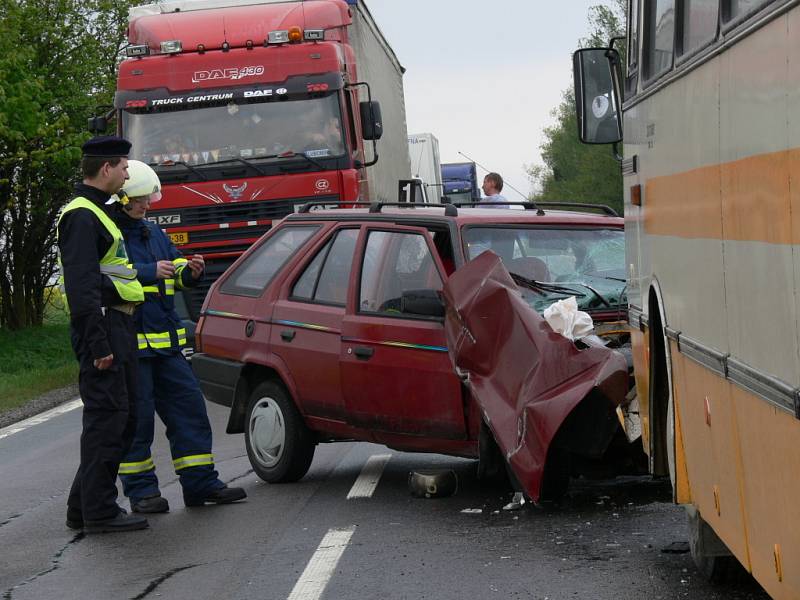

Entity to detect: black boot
[131,493,170,514]
[84,510,148,533]
[184,486,247,507]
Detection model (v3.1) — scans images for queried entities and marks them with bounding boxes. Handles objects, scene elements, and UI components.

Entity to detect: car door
[270,226,360,421]
[340,225,466,439]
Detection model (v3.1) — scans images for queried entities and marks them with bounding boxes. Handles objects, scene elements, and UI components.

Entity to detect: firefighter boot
[131,493,170,514]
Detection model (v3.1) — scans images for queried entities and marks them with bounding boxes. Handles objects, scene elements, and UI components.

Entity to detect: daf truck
[106,0,411,319]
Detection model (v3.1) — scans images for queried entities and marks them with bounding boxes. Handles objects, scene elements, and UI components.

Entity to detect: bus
[573,1,800,597]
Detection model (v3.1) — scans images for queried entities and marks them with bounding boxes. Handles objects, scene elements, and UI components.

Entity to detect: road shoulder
[0,384,79,429]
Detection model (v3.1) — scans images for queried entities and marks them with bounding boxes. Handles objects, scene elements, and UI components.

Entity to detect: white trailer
[407,132,442,203]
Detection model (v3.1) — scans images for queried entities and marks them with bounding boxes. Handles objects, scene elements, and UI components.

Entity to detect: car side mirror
[360,100,383,140]
[572,47,623,144]
[401,288,445,318]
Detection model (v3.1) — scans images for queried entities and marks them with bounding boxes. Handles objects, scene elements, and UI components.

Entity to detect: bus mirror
[573,48,623,145]
[360,100,383,140]
[88,115,108,134]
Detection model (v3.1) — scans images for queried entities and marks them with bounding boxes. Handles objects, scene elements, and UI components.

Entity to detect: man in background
[481,172,507,206]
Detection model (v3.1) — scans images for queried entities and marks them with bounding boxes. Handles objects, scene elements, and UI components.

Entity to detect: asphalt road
[0,400,770,600]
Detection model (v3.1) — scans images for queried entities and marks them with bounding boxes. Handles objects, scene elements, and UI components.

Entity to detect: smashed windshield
[123,94,345,168]
[462,226,626,313]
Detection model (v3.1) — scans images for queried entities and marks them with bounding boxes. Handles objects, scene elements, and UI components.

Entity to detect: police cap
[81,135,132,158]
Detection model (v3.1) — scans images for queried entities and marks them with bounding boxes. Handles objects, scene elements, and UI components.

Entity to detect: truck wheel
[687,506,742,583]
[245,381,315,483]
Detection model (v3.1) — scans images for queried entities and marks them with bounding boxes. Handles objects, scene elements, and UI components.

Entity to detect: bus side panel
[669,340,691,505]
[733,385,800,599]
[641,62,728,353]
[670,350,749,566]
[719,14,799,386]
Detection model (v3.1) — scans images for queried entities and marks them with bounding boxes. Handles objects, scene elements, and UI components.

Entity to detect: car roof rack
[453,201,545,215]
[452,201,619,217]
[367,202,459,217]
[296,201,372,213]
[535,202,619,217]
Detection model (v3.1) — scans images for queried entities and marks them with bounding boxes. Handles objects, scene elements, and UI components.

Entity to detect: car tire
[245,380,315,483]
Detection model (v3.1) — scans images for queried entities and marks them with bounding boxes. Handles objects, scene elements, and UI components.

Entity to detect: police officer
[116,161,246,512]
[58,136,149,533]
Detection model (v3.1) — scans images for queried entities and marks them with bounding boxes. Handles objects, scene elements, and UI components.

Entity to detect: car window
[292,228,358,305]
[462,226,627,314]
[220,225,318,297]
[359,231,443,316]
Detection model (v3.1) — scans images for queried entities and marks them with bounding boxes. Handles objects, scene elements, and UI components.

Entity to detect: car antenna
[457,150,529,201]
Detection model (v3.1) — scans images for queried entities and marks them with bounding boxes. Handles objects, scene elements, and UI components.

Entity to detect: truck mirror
[88,115,108,134]
[360,100,383,140]
[401,288,445,318]
[572,48,622,144]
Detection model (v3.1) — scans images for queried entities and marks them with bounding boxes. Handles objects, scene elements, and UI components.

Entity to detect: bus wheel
[687,505,742,583]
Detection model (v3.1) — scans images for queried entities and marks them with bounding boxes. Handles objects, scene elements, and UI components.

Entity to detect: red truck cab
[112,0,410,319]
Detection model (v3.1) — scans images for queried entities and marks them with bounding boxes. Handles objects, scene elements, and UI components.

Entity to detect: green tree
[530,1,625,215]
[0,0,132,329]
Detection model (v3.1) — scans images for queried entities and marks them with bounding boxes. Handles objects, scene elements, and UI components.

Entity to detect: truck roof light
[246,39,254,50]
[222,41,230,52]
[126,45,150,57]
[304,29,324,41]
[160,40,182,54]
[288,26,302,43]
[267,30,289,44]
[197,44,205,54]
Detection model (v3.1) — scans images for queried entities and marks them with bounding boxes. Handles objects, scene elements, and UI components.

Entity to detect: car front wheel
[245,380,315,483]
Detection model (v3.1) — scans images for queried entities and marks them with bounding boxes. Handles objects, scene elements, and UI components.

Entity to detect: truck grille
[151,194,340,227]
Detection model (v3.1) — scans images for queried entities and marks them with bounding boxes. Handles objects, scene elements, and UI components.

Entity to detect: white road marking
[0,398,82,441]
[286,527,356,600]
[346,453,391,499]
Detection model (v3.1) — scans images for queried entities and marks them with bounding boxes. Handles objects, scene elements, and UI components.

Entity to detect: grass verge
[0,309,77,414]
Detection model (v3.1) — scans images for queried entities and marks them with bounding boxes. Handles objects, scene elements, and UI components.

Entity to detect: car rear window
[220,225,319,297]
[291,228,359,306]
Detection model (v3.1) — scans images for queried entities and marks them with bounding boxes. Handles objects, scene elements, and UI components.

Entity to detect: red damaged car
[191,202,631,501]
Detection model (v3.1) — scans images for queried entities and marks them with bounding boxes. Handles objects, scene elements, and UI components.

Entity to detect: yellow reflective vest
[57,197,145,307]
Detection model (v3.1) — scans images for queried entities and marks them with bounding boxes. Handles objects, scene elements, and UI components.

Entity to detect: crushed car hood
[442,251,628,501]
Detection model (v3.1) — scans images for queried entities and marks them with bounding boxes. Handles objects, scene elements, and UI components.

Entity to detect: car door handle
[281,330,296,342]
[354,346,374,360]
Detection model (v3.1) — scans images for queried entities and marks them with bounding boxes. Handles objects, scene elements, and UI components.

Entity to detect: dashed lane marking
[0,398,82,441]
[286,526,356,600]
[346,453,391,499]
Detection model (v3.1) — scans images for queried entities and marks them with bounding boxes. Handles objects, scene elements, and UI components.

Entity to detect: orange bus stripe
[643,148,799,244]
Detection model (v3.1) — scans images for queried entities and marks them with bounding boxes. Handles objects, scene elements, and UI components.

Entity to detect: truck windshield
[462,226,626,314]
[123,94,346,169]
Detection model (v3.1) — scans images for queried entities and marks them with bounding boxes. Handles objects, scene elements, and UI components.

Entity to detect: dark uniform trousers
[67,309,139,521]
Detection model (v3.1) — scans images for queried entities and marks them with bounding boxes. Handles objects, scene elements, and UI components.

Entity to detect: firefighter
[116,160,246,512]
[59,136,149,533]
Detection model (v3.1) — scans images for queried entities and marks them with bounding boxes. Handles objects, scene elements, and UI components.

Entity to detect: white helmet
[121,160,162,203]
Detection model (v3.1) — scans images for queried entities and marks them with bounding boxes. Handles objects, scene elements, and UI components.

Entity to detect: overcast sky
[366,0,615,200]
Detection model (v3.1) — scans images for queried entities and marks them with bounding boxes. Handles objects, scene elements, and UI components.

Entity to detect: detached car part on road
[191,202,635,500]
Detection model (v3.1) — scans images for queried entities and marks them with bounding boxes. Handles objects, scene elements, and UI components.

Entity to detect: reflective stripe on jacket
[57,197,144,307]
[117,216,200,357]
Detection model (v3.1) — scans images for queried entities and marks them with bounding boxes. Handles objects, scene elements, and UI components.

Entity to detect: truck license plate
[169,231,189,245]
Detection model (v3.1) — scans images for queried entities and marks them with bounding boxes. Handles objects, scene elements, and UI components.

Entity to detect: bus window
[644,0,675,80]
[627,0,640,71]
[680,0,718,56]
[723,0,771,22]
